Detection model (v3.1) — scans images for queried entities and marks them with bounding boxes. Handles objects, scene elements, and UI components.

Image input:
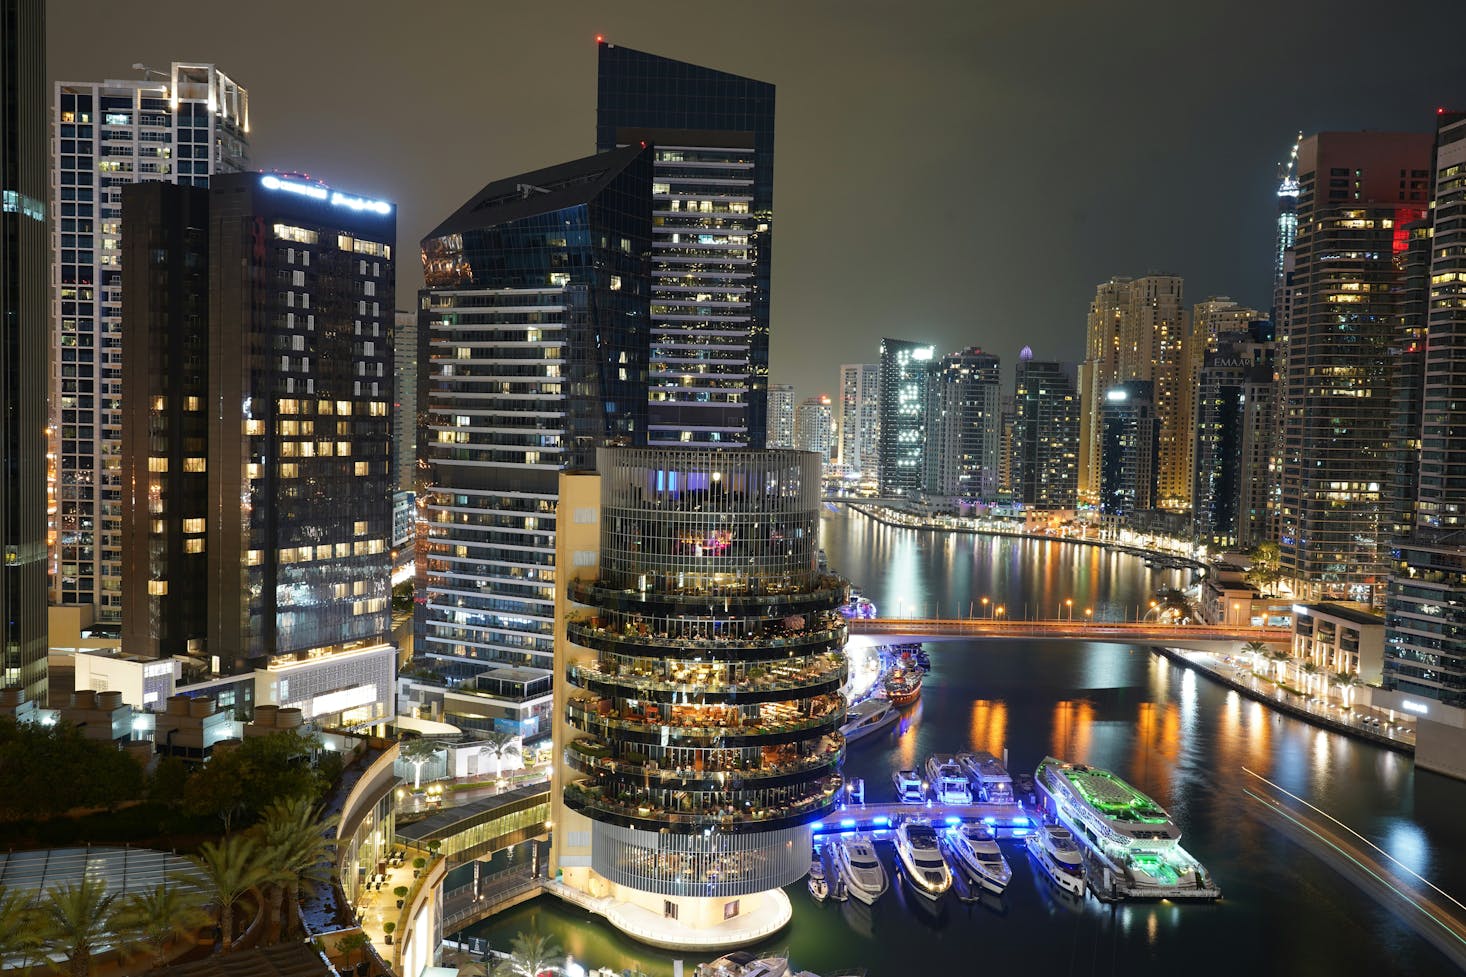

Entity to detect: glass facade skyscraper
[1,0,50,699]
[53,63,248,621]
[876,338,935,498]
[1011,350,1079,509]
[415,146,652,731]
[597,41,775,449]
[925,347,1002,501]
[1099,380,1157,517]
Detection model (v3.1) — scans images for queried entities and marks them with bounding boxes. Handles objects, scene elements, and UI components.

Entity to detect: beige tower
[1079,275,1188,509]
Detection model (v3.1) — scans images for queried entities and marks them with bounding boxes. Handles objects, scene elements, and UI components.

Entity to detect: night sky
[48,0,1466,400]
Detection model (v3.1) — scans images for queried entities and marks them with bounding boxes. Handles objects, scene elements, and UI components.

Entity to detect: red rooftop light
[596,34,605,43]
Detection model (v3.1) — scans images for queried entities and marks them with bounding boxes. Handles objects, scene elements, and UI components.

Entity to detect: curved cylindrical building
[553,447,847,947]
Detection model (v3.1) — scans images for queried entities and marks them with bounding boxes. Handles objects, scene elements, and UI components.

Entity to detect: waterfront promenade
[1153,646,1416,752]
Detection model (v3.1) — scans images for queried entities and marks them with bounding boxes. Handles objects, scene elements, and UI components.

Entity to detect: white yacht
[893,769,924,804]
[894,820,952,901]
[924,754,972,805]
[1034,756,1217,897]
[1026,822,1086,897]
[957,751,1015,804]
[949,822,1012,895]
[695,953,789,977]
[807,855,829,901]
[832,839,888,905]
[840,699,899,745]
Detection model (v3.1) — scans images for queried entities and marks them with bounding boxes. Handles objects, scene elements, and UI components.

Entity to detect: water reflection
[968,699,1008,757]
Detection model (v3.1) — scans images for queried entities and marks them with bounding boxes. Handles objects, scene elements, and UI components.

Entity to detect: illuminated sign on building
[260,175,392,215]
[1402,700,1429,715]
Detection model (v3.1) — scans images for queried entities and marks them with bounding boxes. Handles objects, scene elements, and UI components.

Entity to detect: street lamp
[995,605,1005,621]
[1085,608,1093,621]
[1065,597,1073,622]
[981,596,990,619]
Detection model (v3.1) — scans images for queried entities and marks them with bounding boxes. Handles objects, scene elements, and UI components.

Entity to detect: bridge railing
[849,618,1290,641]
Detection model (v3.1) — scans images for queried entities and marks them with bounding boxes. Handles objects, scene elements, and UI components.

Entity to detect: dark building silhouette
[1099,380,1157,516]
[1011,349,1079,509]
[597,40,775,448]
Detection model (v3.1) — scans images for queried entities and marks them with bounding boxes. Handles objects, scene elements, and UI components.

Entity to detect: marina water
[468,507,1466,976]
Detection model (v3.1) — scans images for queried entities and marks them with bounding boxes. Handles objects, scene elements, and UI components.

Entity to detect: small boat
[807,856,829,902]
[1013,771,1036,798]
[893,769,924,804]
[695,953,789,977]
[924,754,973,805]
[884,667,922,706]
[1026,822,1086,897]
[833,839,889,905]
[949,822,1012,894]
[839,699,899,745]
[894,820,952,901]
[957,751,1015,804]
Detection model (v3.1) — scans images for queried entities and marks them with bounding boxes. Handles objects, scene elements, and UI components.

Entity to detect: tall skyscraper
[1012,349,1079,509]
[876,338,935,498]
[925,347,1002,501]
[393,310,418,493]
[597,40,774,448]
[1384,112,1466,715]
[553,447,842,947]
[119,172,398,723]
[415,146,652,724]
[837,363,879,477]
[1078,275,1188,510]
[1267,135,1303,546]
[1,0,50,699]
[1100,380,1157,517]
[766,383,796,449]
[794,395,834,462]
[1192,323,1276,549]
[1279,131,1433,602]
[53,63,248,621]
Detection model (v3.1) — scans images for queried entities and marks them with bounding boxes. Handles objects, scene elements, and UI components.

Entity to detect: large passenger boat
[883,666,922,706]
[1034,756,1219,899]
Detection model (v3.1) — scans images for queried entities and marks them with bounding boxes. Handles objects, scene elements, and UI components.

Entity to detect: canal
[467,506,1466,976]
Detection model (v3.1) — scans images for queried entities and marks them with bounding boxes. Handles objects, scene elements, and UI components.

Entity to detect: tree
[492,931,562,977]
[251,796,340,943]
[186,835,275,951]
[115,883,210,968]
[1245,542,1283,594]
[40,878,122,977]
[400,739,442,790]
[183,732,330,830]
[335,932,370,971]
[477,732,521,780]
[0,885,44,975]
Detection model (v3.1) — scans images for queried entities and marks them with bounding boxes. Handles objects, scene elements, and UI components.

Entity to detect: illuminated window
[184,539,204,554]
[247,550,263,566]
[183,518,205,534]
[184,457,206,473]
[148,457,168,472]
[245,420,265,435]
[147,580,168,596]
[275,224,319,244]
[354,461,369,476]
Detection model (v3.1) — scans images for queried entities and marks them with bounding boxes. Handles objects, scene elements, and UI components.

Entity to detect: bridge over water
[850,617,1289,649]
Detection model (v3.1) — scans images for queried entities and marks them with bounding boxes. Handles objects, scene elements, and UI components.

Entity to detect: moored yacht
[1034,756,1217,897]
[894,820,952,901]
[893,769,924,803]
[883,666,922,706]
[949,822,1012,894]
[1026,822,1086,897]
[839,698,899,745]
[833,839,888,905]
[695,953,789,977]
[924,754,973,805]
[807,855,829,902]
[957,751,1015,804]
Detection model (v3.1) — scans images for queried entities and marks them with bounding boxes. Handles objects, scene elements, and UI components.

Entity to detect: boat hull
[1025,832,1086,897]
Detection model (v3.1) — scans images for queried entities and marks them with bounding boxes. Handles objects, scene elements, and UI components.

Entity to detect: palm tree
[40,878,122,977]
[186,835,275,951]
[400,738,443,790]
[492,931,562,977]
[0,886,44,975]
[115,883,210,968]
[252,796,340,943]
[477,732,521,780]
[1335,671,1361,708]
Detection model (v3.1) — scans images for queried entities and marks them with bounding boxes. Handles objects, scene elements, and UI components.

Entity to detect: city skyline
[45,0,1466,402]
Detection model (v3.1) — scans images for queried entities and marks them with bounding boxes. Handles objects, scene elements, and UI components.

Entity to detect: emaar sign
[260,174,392,216]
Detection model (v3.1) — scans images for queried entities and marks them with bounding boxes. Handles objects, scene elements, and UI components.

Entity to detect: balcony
[563,778,840,835]
[567,578,847,617]
[565,735,844,790]
[566,654,847,703]
[565,697,844,747]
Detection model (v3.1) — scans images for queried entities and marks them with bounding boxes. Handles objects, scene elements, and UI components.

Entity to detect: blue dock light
[982,816,997,825]
[812,823,823,834]
[1010,816,1031,827]
[873,816,890,826]
[944,816,961,826]
[839,818,856,829]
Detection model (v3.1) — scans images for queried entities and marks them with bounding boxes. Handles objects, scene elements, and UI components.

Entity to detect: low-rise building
[1291,602,1385,682]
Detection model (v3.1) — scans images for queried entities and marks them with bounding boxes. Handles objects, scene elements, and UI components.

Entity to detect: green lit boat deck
[1060,766,1171,824]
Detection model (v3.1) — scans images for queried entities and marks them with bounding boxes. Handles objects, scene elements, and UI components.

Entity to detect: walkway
[852,617,1289,645]
[350,846,425,956]
[1153,647,1416,752]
